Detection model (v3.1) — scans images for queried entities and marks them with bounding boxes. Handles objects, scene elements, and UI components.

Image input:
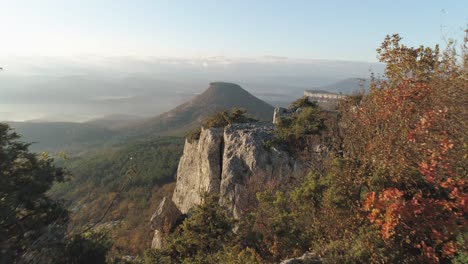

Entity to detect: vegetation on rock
[145,194,262,264]
[186,108,258,142]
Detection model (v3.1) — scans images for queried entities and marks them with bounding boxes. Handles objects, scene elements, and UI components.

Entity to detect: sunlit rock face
[150,197,181,249]
[151,122,305,248]
[171,122,303,217]
[219,123,303,218]
[171,127,224,214]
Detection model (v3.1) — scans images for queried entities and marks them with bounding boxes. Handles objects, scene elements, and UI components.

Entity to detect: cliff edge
[151,122,304,248]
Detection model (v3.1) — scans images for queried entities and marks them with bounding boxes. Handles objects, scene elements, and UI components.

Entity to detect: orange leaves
[341,35,467,262]
[382,188,404,201]
[418,160,437,183]
[364,185,466,261]
[364,188,404,240]
[441,241,457,258]
[381,202,402,239]
[363,191,376,211]
[439,138,453,154]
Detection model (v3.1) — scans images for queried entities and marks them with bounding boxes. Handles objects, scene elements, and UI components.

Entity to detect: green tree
[65,229,112,264]
[145,194,236,264]
[0,123,69,263]
[274,97,325,144]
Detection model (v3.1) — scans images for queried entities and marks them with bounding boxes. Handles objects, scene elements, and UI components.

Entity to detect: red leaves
[364,187,465,260]
[343,35,467,262]
[418,160,437,183]
[356,77,466,261]
[442,241,457,257]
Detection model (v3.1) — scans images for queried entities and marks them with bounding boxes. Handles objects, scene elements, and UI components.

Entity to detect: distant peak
[208,82,242,89]
[202,82,250,97]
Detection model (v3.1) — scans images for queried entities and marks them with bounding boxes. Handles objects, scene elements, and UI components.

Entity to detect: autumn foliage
[342,34,468,262]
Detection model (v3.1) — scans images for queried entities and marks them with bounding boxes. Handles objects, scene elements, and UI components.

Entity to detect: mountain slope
[84,114,145,130]
[121,82,274,137]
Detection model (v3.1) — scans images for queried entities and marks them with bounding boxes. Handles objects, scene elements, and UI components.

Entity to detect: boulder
[150,197,182,249]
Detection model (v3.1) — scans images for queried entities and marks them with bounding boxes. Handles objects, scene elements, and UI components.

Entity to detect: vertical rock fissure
[217,130,225,194]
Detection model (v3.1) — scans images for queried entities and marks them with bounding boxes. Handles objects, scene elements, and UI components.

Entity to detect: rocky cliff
[151,122,305,248]
[172,127,224,214]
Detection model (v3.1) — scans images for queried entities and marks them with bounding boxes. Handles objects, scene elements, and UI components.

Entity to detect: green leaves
[187,108,258,143]
[146,194,236,264]
[0,123,69,262]
[274,97,325,143]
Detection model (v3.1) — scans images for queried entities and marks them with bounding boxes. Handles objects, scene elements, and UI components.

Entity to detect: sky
[0,0,466,62]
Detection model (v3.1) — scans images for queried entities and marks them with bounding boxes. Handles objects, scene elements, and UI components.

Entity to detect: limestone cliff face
[151,122,304,248]
[172,127,223,214]
[172,122,303,217]
[219,123,303,218]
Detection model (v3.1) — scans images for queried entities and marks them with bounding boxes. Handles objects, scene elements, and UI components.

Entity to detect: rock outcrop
[273,107,303,124]
[219,123,303,218]
[150,197,182,248]
[172,127,224,214]
[151,122,305,248]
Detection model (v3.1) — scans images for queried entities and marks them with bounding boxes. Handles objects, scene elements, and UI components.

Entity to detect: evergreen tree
[0,123,68,262]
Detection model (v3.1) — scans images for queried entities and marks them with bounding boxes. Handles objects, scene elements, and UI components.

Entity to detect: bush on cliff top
[186,108,258,142]
[273,97,326,148]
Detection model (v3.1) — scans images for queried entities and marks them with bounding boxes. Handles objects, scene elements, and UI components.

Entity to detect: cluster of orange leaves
[358,79,467,262]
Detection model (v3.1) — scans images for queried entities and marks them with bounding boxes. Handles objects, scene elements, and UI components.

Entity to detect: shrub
[186,108,257,143]
[65,230,112,264]
[145,194,235,264]
[274,98,325,143]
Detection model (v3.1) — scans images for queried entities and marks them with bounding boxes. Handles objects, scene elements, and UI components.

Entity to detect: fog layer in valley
[0,56,384,122]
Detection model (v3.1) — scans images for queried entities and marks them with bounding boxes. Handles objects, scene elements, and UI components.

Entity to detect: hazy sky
[1,0,466,61]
